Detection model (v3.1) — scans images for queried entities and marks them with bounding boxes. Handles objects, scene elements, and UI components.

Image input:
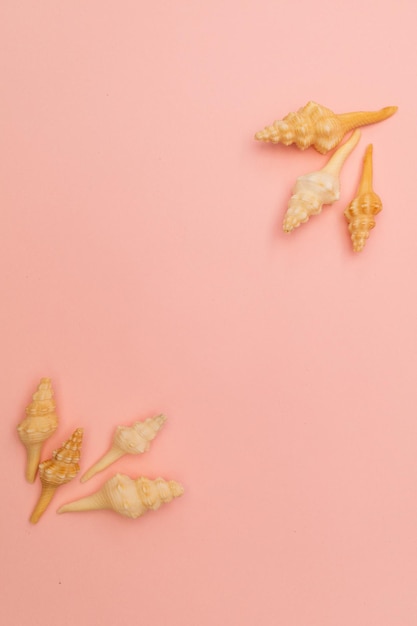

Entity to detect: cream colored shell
[81,414,167,483]
[344,144,382,252]
[58,474,184,519]
[283,129,361,233]
[17,378,58,482]
[255,101,397,154]
[30,428,83,524]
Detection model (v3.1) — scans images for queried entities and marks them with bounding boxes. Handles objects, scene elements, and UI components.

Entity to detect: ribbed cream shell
[81,414,167,483]
[59,474,184,519]
[17,378,58,482]
[283,130,361,233]
[255,101,397,154]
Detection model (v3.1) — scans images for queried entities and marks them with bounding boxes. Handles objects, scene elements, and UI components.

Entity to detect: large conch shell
[344,144,382,252]
[17,378,58,483]
[81,414,167,483]
[255,101,397,154]
[283,129,361,233]
[58,473,184,519]
[30,428,83,524]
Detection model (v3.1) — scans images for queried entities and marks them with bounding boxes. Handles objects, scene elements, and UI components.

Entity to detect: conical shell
[283,130,361,233]
[30,428,83,523]
[58,474,184,519]
[255,101,397,154]
[81,414,167,483]
[17,378,58,482]
[344,144,382,252]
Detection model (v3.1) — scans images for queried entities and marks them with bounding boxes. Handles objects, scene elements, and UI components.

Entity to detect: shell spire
[344,144,382,252]
[255,101,397,154]
[58,474,184,519]
[17,378,58,482]
[30,428,83,524]
[283,129,361,233]
[81,414,167,483]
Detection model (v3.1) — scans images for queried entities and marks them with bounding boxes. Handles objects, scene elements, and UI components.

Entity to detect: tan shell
[255,101,397,154]
[58,473,184,519]
[283,129,361,233]
[30,428,83,524]
[17,378,58,482]
[344,144,382,252]
[81,414,167,483]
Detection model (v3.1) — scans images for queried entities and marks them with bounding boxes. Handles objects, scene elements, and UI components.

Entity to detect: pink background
[1,1,416,624]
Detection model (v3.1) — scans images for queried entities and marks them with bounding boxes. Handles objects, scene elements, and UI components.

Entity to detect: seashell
[344,144,382,252]
[255,101,397,154]
[17,378,58,483]
[30,428,83,524]
[58,473,184,519]
[283,129,361,233]
[81,414,167,483]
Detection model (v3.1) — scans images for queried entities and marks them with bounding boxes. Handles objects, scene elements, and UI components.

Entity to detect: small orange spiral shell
[344,145,382,252]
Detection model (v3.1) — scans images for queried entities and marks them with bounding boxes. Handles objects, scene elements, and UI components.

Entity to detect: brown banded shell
[30,428,83,524]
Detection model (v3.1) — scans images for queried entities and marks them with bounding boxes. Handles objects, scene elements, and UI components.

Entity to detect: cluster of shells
[17,378,184,523]
[255,101,397,251]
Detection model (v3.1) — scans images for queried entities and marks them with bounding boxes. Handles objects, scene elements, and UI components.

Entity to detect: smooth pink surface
[1,1,416,624]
